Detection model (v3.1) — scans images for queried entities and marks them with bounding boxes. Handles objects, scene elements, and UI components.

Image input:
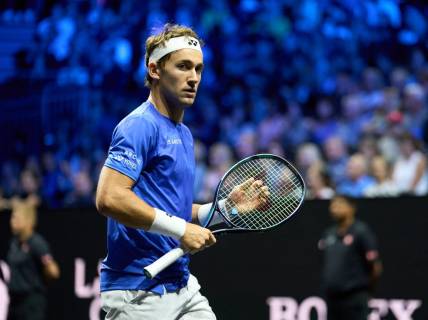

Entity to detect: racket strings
[218,157,304,230]
[242,161,301,228]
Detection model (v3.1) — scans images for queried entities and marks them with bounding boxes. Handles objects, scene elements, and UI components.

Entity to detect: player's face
[159,49,203,107]
[329,197,353,221]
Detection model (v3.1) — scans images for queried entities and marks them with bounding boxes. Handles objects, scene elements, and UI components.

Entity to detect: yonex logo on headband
[148,36,202,65]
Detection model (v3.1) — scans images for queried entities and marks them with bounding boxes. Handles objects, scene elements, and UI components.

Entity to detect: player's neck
[149,91,184,123]
[18,228,34,242]
[337,216,354,234]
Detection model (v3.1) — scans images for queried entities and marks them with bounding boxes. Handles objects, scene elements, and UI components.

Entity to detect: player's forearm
[96,185,155,229]
[372,261,383,279]
[44,260,60,280]
[369,261,383,289]
[191,204,202,224]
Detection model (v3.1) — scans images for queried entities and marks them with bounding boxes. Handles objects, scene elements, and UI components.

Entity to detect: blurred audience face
[307,165,325,190]
[370,156,390,182]
[20,170,39,194]
[267,141,285,157]
[296,143,322,171]
[363,67,384,92]
[316,99,334,120]
[403,83,425,113]
[335,72,356,95]
[209,143,233,169]
[73,171,93,196]
[399,135,416,158]
[342,94,362,120]
[323,136,346,162]
[346,154,367,181]
[41,153,57,172]
[235,129,257,159]
[359,136,378,160]
[383,88,400,111]
[390,67,409,90]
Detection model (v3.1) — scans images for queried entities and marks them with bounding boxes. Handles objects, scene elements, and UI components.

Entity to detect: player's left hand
[228,177,270,213]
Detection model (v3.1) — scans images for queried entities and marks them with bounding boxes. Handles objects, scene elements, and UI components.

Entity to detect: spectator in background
[282,101,310,149]
[390,67,409,92]
[41,152,70,208]
[339,94,368,148]
[323,136,349,185]
[318,195,382,320]
[402,83,427,140]
[337,154,376,197]
[235,126,258,159]
[295,143,323,180]
[6,198,60,320]
[392,133,428,195]
[0,162,20,198]
[19,170,41,206]
[358,135,379,165]
[377,113,403,165]
[3,1,428,207]
[193,140,208,202]
[63,170,94,207]
[365,155,399,197]
[306,163,335,200]
[266,140,286,158]
[197,143,234,202]
[311,98,340,145]
[257,101,287,150]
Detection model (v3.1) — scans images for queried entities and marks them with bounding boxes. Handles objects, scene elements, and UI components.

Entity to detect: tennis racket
[144,153,305,279]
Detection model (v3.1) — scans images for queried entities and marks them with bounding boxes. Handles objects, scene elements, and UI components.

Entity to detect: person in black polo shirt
[6,199,60,320]
[318,195,382,320]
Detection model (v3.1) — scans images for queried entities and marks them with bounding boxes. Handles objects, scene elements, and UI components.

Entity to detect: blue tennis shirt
[100,100,195,294]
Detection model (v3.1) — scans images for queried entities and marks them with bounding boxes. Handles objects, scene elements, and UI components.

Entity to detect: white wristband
[149,208,187,239]
[197,200,225,226]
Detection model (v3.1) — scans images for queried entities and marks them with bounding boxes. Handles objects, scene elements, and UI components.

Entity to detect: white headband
[148,36,202,65]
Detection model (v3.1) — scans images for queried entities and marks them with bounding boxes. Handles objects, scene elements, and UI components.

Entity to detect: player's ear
[148,62,161,80]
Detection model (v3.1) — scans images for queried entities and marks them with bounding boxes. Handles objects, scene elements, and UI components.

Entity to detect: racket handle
[143,247,186,279]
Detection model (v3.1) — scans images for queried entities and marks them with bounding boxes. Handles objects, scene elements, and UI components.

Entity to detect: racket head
[206,154,305,232]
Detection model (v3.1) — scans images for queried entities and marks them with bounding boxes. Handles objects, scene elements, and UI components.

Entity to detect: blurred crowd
[0,0,428,208]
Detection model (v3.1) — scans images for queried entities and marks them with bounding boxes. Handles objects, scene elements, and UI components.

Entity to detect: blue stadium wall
[0,198,427,320]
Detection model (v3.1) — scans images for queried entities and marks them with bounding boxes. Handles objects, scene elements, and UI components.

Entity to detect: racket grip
[143,247,186,279]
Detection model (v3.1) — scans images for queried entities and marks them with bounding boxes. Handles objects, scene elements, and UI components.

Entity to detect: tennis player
[96,23,268,320]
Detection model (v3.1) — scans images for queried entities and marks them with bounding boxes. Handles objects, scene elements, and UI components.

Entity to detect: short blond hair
[144,23,203,88]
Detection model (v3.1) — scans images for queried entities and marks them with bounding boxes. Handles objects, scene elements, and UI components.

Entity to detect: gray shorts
[101,274,216,320]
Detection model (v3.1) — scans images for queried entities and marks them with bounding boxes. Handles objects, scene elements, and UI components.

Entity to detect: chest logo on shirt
[343,234,354,246]
[167,138,182,145]
[21,242,30,253]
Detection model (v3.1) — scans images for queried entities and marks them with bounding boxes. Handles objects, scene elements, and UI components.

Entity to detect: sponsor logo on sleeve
[109,150,141,170]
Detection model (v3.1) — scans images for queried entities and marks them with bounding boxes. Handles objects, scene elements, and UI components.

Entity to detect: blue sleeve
[104,116,156,181]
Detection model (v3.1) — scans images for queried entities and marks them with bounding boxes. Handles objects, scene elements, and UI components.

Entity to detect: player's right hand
[181,223,216,254]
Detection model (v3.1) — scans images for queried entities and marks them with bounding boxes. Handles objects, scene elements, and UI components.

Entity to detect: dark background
[1,197,427,319]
